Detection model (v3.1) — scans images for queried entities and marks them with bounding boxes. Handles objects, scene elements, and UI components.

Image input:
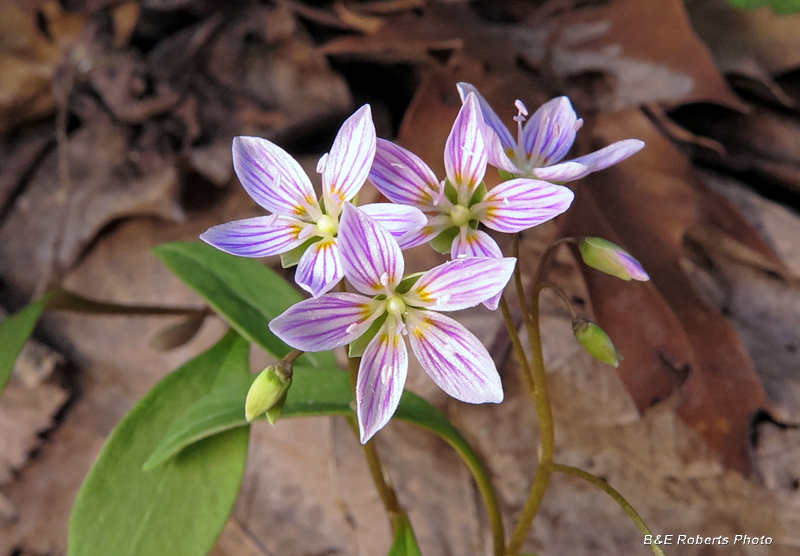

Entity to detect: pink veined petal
[233,136,319,218]
[531,161,591,182]
[618,251,650,281]
[521,96,580,166]
[567,139,645,174]
[200,215,313,258]
[295,238,343,296]
[456,82,516,153]
[449,230,506,310]
[444,92,487,194]
[450,227,503,260]
[356,319,408,443]
[338,203,404,296]
[269,293,383,352]
[476,178,575,234]
[484,126,523,174]
[323,105,377,207]
[404,257,515,312]
[395,216,451,250]
[359,203,428,240]
[406,309,503,404]
[370,139,441,209]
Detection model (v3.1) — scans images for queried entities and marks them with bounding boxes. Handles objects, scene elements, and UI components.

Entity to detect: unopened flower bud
[573,319,622,367]
[578,237,649,281]
[245,363,292,423]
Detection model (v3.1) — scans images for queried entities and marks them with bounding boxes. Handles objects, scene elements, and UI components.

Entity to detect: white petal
[406,309,503,404]
[357,320,408,443]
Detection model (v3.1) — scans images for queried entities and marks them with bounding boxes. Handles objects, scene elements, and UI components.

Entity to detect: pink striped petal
[456,82,516,153]
[338,204,404,295]
[406,309,503,404]
[476,179,574,233]
[395,216,451,249]
[445,93,487,194]
[323,105,377,206]
[295,238,343,296]
[484,127,523,174]
[200,215,312,258]
[568,139,645,174]
[370,139,441,209]
[269,293,383,352]
[357,320,408,443]
[359,203,427,239]
[450,228,503,259]
[404,257,515,311]
[521,96,580,166]
[450,229,506,310]
[531,161,590,182]
[233,137,318,218]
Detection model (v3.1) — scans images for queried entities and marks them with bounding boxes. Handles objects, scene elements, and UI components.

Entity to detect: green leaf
[144,366,353,469]
[388,514,423,556]
[68,331,250,556]
[141,363,504,551]
[726,0,800,15]
[153,241,336,368]
[0,293,52,397]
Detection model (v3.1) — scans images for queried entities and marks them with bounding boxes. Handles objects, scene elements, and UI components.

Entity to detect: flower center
[449,204,472,228]
[315,214,337,237]
[386,295,407,316]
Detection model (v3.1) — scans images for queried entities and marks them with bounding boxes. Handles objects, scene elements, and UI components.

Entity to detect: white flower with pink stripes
[269,204,515,442]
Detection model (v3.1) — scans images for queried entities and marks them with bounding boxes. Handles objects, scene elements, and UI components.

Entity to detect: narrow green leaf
[726,0,800,15]
[388,514,423,556]
[0,293,52,396]
[68,331,250,556]
[141,363,504,551]
[153,241,336,368]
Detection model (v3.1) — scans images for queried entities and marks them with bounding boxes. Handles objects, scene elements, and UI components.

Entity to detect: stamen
[515,99,528,117]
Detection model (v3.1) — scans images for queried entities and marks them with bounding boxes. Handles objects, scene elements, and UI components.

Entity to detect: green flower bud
[572,319,622,368]
[578,237,649,281]
[245,363,292,423]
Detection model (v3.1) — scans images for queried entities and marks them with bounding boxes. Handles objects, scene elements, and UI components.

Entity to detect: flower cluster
[202,84,645,441]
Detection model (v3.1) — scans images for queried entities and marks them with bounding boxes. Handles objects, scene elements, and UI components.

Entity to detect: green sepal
[280,237,319,268]
[443,180,458,205]
[265,390,289,424]
[430,226,459,254]
[498,169,517,181]
[468,181,488,206]
[349,313,388,357]
[396,272,425,294]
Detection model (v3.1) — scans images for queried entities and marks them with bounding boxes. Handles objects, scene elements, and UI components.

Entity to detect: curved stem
[499,296,535,397]
[539,281,578,320]
[506,279,555,555]
[552,464,666,556]
[507,238,579,555]
[344,348,404,536]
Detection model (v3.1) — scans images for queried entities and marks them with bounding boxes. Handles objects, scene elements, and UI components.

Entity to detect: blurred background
[2,0,800,554]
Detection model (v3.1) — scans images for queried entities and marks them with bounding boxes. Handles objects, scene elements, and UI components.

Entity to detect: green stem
[344,340,404,534]
[552,464,666,556]
[507,239,579,555]
[506,280,555,555]
[499,296,535,397]
[539,281,578,320]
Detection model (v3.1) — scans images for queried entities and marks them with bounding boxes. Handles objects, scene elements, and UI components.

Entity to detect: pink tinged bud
[245,363,293,423]
[572,319,621,368]
[578,237,649,281]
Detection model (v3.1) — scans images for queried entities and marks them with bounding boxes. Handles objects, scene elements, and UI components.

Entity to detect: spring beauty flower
[456,83,644,183]
[200,105,426,296]
[269,203,515,442]
[369,92,574,308]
